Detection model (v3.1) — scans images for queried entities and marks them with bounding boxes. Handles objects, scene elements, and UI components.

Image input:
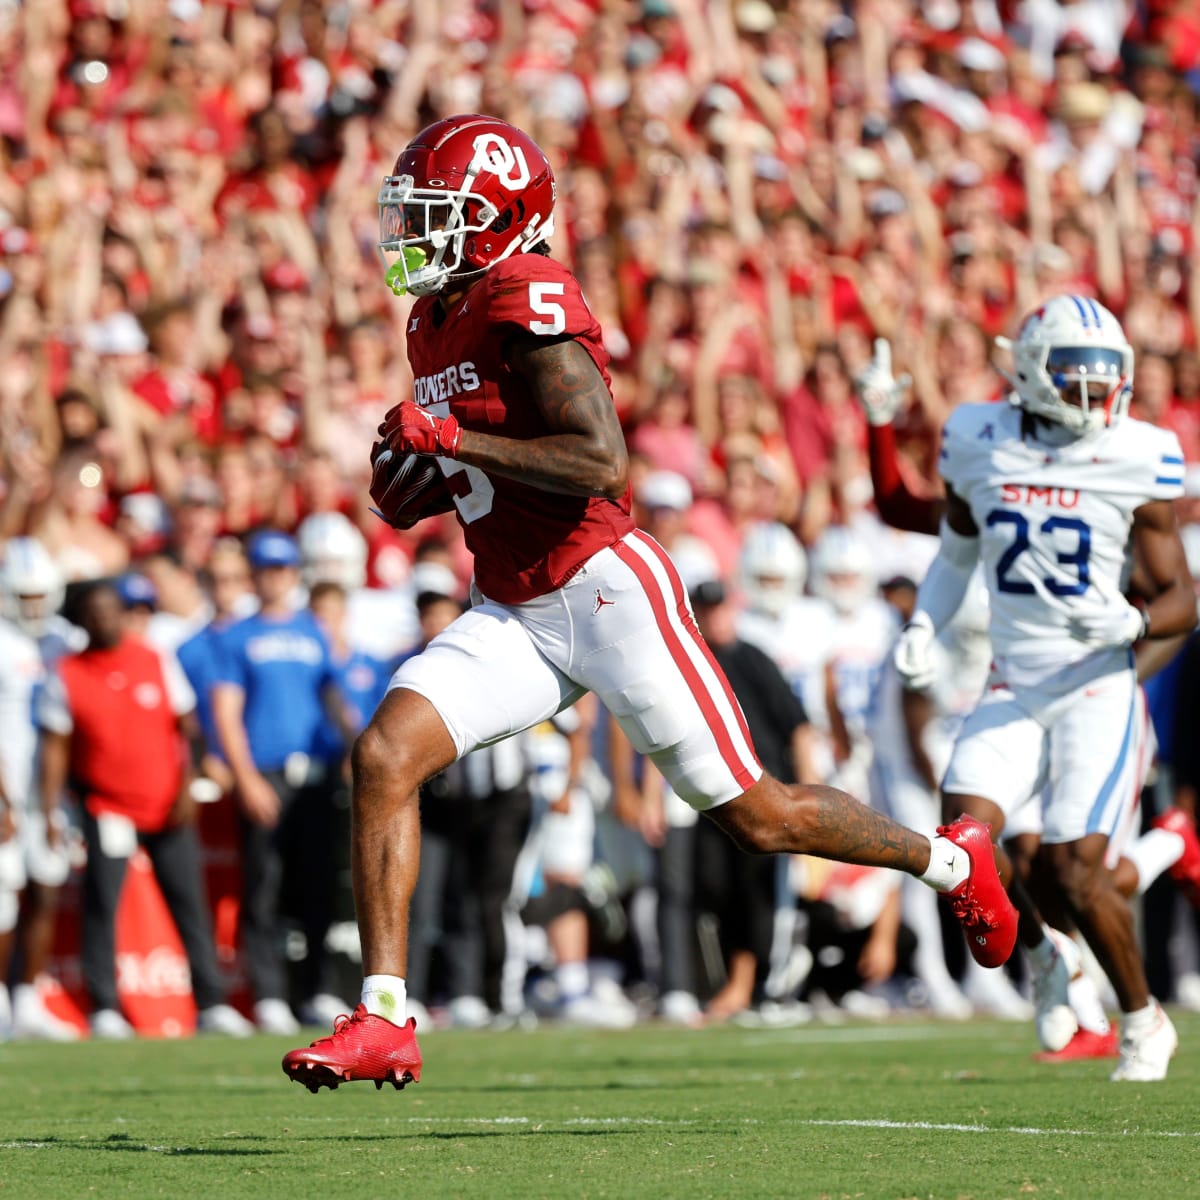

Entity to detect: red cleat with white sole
[282,1005,422,1093]
[1153,807,1200,906]
[1034,1027,1120,1063]
[937,814,1018,969]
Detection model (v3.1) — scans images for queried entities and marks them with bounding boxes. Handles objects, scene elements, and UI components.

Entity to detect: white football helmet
[297,513,368,591]
[997,294,1133,436]
[810,526,875,616]
[738,522,807,618]
[0,537,65,637]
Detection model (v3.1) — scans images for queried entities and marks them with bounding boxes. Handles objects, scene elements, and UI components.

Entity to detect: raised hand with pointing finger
[854,338,912,427]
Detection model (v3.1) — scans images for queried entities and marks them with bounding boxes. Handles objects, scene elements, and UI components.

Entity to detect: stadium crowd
[3,0,1200,1037]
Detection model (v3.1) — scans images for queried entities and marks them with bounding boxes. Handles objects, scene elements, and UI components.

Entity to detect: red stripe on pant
[613,536,758,792]
[632,532,759,763]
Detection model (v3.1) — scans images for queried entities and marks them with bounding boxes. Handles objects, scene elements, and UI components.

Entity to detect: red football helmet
[378,114,557,297]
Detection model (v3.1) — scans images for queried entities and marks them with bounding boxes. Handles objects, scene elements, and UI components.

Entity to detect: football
[369,442,454,530]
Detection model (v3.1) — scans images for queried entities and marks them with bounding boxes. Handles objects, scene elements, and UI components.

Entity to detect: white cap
[735,0,775,33]
[638,470,693,512]
[83,311,148,357]
[411,561,459,600]
[957,37,1005,73]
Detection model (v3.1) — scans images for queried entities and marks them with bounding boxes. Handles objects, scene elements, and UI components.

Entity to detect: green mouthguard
[385,246,428,296]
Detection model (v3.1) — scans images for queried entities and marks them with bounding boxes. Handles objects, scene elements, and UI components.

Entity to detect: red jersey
[406,254,634,604]
[57,639,184,832]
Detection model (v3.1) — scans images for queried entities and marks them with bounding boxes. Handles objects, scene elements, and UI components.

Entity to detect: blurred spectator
[634,470,719,590]
[175,536,255,795]
[210,530,352,1034]
[36,580,251,1038]
[687,578,814,1023]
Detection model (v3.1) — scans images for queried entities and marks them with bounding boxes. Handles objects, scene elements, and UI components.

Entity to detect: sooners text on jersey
[405,254,634,604]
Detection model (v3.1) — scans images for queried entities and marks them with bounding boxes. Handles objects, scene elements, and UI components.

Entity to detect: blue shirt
[177,621,231,758]
[213,609,337,770]
[314,649,394,761]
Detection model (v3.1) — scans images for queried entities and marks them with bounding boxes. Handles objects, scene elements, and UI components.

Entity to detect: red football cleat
[1153,807,1200,905]
[1033,1027,1120,1063]
[282,1006,422,1093]
[937,814,1018,969]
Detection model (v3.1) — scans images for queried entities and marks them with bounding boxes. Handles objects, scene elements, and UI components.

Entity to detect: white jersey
[870,598,992,783]
[828,597,899,734]
[0,618,44,805]
[940,402,1184,674]
[737,596,836,722]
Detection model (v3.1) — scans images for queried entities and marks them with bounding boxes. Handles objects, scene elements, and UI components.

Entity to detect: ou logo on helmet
[472,132,530,190]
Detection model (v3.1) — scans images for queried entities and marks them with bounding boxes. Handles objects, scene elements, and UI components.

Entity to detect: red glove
[379,401,462,458]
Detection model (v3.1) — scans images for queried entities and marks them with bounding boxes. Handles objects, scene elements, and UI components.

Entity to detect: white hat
[957,37,1005,74]
[411,561,459,600]
[638,470,693,512]
[83,311,148,357]
[866,188,907,218]
[735,0,776,34]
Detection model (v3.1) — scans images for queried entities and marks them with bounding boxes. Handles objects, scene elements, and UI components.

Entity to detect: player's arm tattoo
[1131,498,1198,638]
[454,336,629,499]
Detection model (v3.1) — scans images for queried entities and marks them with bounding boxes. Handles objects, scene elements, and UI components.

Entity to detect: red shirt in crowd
[41,637,191,832]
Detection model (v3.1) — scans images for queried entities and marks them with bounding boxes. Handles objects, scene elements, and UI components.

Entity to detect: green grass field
[2,1014,1198,1200]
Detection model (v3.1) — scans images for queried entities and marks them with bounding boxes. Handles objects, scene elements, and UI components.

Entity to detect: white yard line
[4,1115,1198,1150]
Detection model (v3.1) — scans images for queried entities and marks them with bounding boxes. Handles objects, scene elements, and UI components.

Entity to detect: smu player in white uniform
[810,526,897,800]
[736,523,835,734]
[0,539,77,1040]
[894,296,1196,1081]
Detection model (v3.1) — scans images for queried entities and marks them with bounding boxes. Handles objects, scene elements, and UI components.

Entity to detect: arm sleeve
[867,422,942,535]
[913,519,980,632]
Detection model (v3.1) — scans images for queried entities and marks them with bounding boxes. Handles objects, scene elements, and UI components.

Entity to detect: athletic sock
[1125,828,1185,895]
[555,961,589,1002]
[1028,932,1057,973]
[361,975,407,1024]
[1122,1001,1160,1036]
[918,835,970,892]
[1068,970,1110,1036]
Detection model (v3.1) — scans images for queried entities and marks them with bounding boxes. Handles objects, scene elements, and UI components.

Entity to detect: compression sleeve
[867,422,942,535]
[912,518,979,632]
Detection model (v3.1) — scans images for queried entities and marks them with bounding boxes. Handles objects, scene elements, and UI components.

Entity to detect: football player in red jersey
[282,116,1017,1091]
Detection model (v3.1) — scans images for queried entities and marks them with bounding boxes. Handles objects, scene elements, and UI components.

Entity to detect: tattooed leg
[706,776,932,874]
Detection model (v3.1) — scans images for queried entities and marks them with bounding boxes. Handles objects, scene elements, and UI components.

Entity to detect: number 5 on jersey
[529,282,566,335]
